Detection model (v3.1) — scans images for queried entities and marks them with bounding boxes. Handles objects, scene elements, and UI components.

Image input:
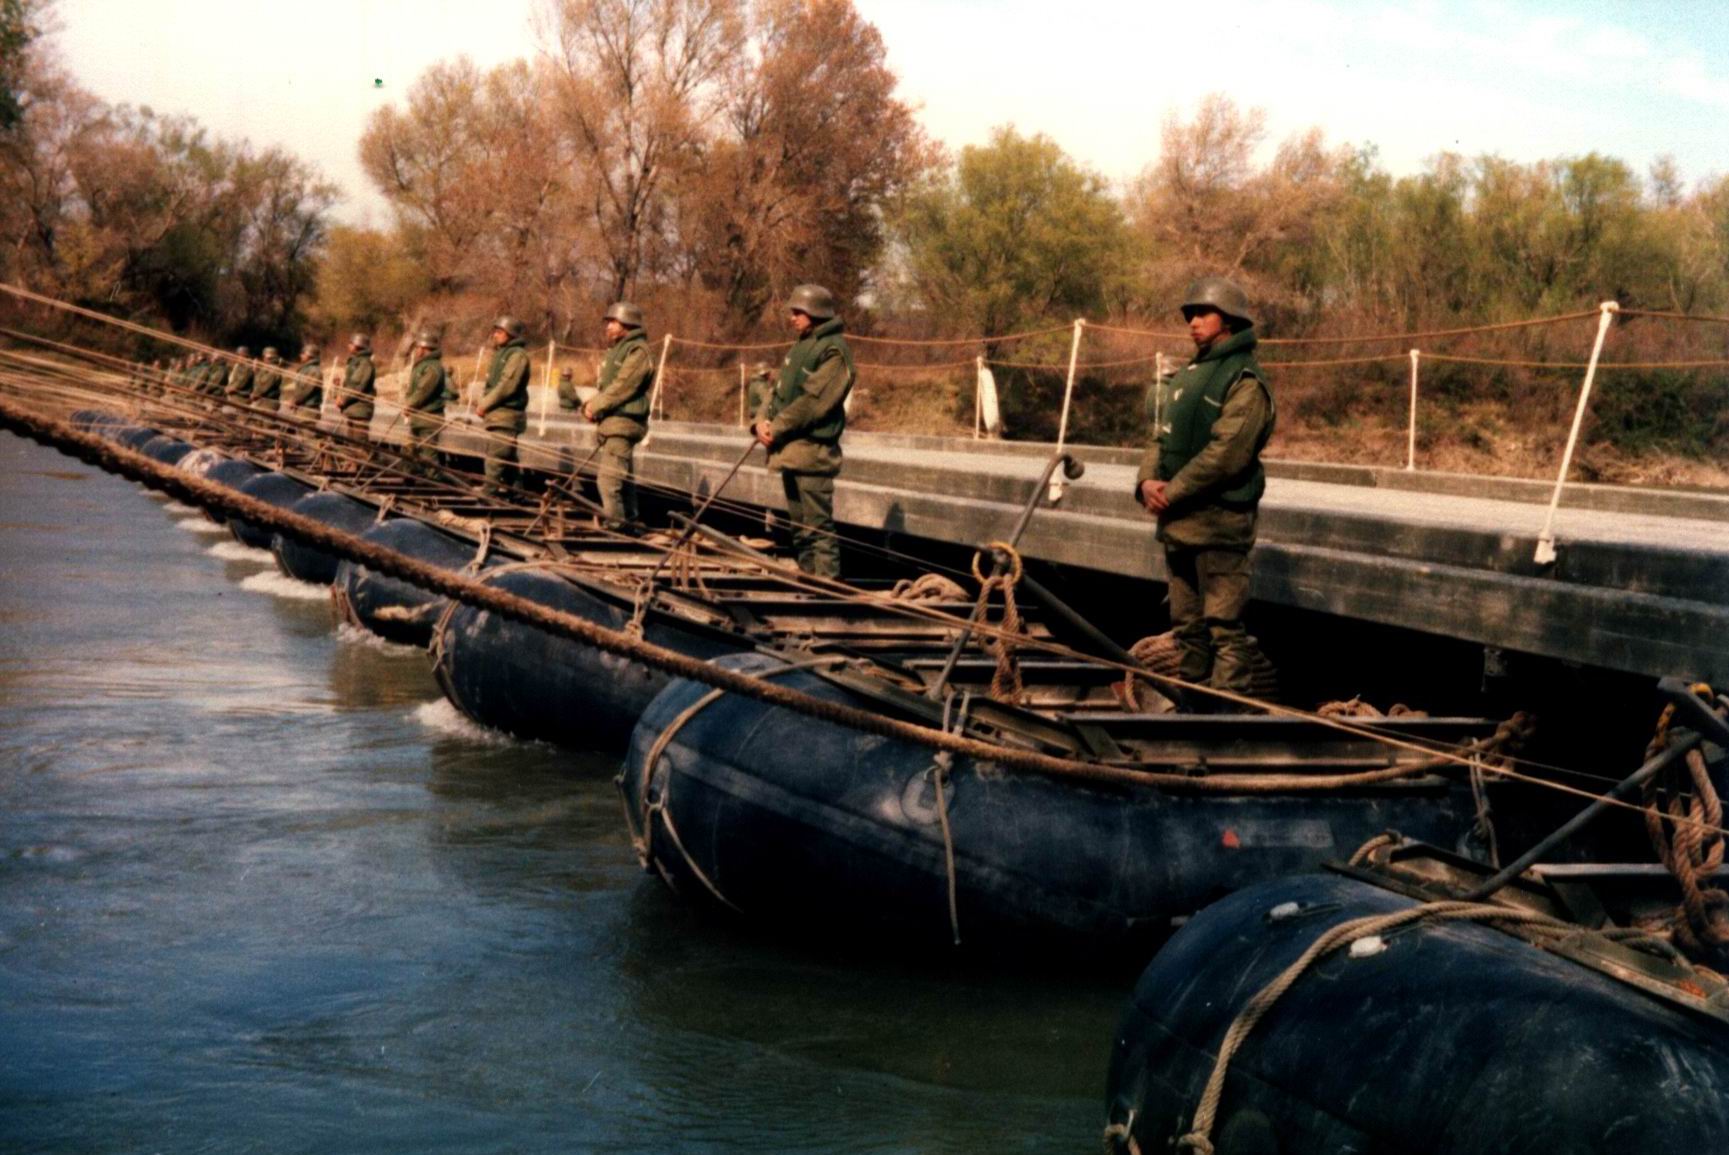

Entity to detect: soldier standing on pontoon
[475,316,530,493]
[753,284,855,579]
[402,331,448,467]
[337,333,376,440]
[224,347,255,404]
[1135,276,1276,710]
[585,302,654,530]
[250,348,285,412]
[284,344,324,418]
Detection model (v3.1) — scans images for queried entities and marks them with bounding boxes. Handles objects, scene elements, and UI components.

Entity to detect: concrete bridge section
[411,409,1729,684]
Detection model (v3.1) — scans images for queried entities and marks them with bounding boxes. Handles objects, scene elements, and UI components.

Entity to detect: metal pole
[1406,348,1420,471]
[738,360,746,427]
[1535,301,1618,565]
[1051,319,1085,502]
[1153,351,1166,434]
[538,339,555,438]
[469,342,486,420]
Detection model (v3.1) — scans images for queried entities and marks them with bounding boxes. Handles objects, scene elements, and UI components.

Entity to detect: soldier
[337,333,377,439]
[224,347,255,403]
[183,351,209,399]
[746,361,774,420]
[475,316,530,492]
[556,365,580,412]
[250,348,285,411]
[1135,276,1276,710]
[752,284,854,579]
[401,331,448,466]
[284,343,324,418]
[584,301,654,529]
[205,350,230,398]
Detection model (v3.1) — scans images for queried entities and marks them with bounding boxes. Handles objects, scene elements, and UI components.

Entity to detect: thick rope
[1643,685,1729,959]
[971,542,1027,705]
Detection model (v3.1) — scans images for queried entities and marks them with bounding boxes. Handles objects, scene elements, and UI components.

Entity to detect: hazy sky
[53,0,1729,224]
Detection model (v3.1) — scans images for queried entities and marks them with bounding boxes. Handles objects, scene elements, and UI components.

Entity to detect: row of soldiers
[132,282,856,572]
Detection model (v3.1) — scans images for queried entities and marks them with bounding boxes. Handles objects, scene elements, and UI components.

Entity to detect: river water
[0,431,1122,1153]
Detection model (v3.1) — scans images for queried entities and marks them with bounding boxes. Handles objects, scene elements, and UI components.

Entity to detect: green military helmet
[235,345,251,357]
[603,301,644,328]
[413,330,440,354]
[786,283,836,320]
[558,366,573,380]
[299,343,319,360]
[262,347,280,362]
[349,332,372,352]
[492,315,525,338]
[1180,276,1253,327]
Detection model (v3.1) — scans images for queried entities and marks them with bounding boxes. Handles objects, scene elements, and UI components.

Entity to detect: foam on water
[174,517,229,536]
[412,698,513,745]
[239,571,331,601]
[336,621,424,656]
[207,540,275,564]
[164,501,198,514]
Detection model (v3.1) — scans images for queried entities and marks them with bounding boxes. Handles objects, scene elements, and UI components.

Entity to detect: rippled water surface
[0,432,1122,1153]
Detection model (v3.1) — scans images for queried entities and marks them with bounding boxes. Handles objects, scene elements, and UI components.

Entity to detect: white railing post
[469,342,486,420]
[1153,351,1166,433]
[1534,301,1618,565]
[1406,348,1420,471]
[738,360,747,427]
[1050,318,1085,502]
[538,339,555,437]
[648,333,673,422]
[974,355,984,439]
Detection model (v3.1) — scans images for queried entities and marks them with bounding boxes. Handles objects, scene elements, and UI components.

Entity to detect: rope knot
[970,542,1026,705]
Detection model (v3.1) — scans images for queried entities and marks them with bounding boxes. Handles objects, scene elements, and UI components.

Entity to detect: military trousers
[483,412,525,491]
[597,435,639,527]
[780,470,840,578]
[407,417,442,465]
[1164,544,1269,701]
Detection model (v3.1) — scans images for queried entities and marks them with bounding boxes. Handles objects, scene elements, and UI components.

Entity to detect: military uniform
[337,345,376,439]
[251,352,285,411]
[403,345,448,465]
[760,300,854,579]
[224,350,255,403]
[1135,292,1276,700]
[204,356,230,399]
[556,366,580,412]
[285,353,323,418]
[477,329,530,490]
[589,323,653,526]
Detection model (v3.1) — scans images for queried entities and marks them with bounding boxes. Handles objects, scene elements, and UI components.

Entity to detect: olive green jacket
[478,338,530,418]
[338,352,376,420]
[589,332,653,440]
[759,317,854,476]
[403,354,447,413]
[1136,333,1275,550]
[251,364,284,408]
[224,361,255,399]
[285,358,323,411]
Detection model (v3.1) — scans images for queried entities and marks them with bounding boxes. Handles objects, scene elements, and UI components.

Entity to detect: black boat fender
[272,492,389,586]
[1103,870,1729,1153]
[228,472,314,549]
[431,562,742,747]
[333,519,490,647]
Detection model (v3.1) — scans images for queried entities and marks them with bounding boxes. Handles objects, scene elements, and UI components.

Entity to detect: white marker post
[538,339,555,437]
[1406,348,1421,471]
[1534,301,1619,565]
[1050,318,1085,502]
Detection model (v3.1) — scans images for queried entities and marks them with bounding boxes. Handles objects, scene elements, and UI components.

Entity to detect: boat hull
[272,492,386,586]
[432,565,741,747]
[1104,871,1729,1152]
[622,654,1476,951]
[334,519,483,647]
[229,472,314,549]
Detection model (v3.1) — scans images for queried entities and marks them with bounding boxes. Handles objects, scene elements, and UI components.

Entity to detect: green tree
[892,126,1128,347]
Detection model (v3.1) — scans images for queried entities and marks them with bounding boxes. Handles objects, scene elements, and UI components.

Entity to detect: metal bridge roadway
[428,413,1727,684]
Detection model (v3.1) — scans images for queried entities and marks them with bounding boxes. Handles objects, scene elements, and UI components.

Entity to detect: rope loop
[970,543,1026,705]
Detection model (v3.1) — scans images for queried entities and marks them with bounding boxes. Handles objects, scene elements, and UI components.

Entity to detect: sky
[50,0,1729,224]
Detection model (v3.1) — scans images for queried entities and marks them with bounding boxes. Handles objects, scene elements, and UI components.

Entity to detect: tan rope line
[1620,309,1729,325]
[1425,352,1729,370]
[1090,309,1603,345]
